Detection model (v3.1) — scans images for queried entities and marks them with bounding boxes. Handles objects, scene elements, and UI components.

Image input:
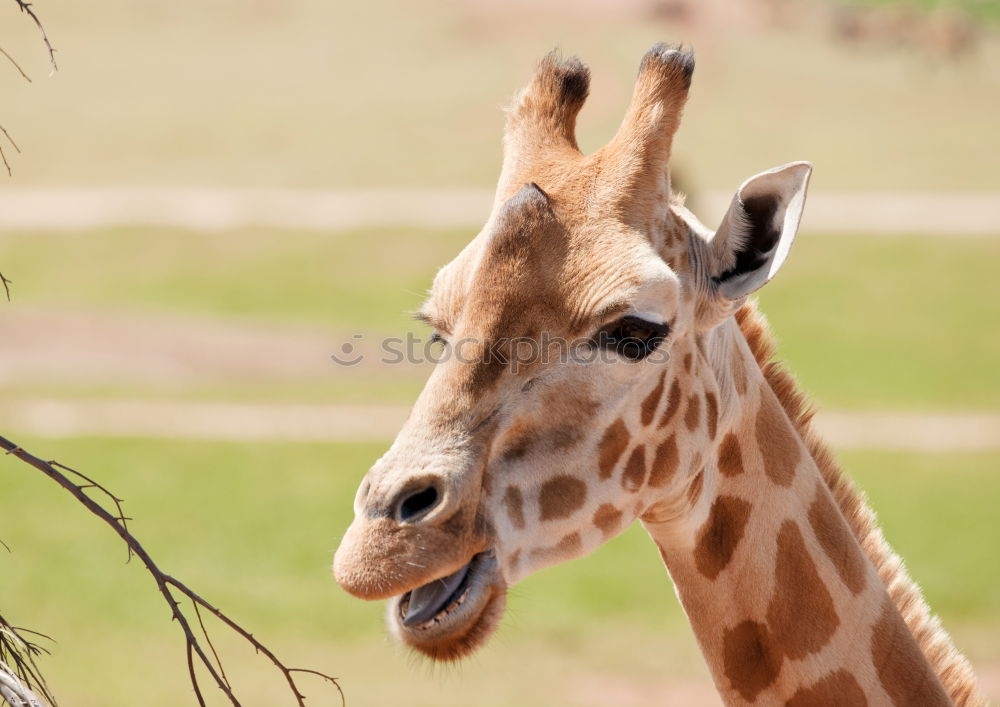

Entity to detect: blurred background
[1,0,998,704]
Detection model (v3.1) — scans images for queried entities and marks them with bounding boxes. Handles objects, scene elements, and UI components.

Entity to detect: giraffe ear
[707,161,812,300]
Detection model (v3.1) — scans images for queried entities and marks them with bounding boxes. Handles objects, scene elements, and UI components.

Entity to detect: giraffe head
[333,45,811,661]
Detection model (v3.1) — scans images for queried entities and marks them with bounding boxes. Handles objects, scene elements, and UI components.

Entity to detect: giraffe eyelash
[413,311,451,344]
[594,315,671,362]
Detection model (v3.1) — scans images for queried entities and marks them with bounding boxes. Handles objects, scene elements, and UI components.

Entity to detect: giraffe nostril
[397,486,440,523]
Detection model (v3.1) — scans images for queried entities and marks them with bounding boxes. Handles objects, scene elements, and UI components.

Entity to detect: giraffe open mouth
[389,550,506,660]
[400,559,475,627]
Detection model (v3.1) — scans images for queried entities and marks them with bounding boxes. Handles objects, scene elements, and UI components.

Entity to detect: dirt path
[1,189,998,234]
[0,307,425,387]
[2,398,998,450]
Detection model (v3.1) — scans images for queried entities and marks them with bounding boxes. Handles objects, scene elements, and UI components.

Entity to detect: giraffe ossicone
[333,45,985,705]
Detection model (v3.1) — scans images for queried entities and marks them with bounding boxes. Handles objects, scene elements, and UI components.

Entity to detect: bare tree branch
[0,125,21,177]
[0,127,21,155]
[192,600,231,692]
[11,0,56,75]
[0,47,30,82]
[48,458,133,561]
[3,0,53,177]
[0,272,10,301]
[1,436,345,706]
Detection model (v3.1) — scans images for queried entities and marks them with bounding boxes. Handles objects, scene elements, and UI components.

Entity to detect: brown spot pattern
[683,352,693,372]
[755,392,800,486]
[501,422,534,462]
[648,434,679,488]
[658,380,682,429]
[549,423,582,450]
[705,391,718,439]
[543,386,600,434]
[538,475,587,521]
[808,483,867,595]
[694,495,751,580]
[717,433,744,477]
[871,599,951,707]
[504,486,525,529]
[640,372,666,427]
[767,521,839,660]
[785,669,868,707]
[722,620,782,702]
[736,302,979,706]
[621,445,647,492]
[531,531,582,564]
[598,418,630,480]
[593,504,623,538]
[685,394,701,431]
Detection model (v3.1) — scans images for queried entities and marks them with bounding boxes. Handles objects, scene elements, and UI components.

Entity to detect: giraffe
[333,44,985,705]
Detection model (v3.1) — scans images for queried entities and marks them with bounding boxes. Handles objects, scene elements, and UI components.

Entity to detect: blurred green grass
[2,2,999,702]
[0,226,452,331]
[2,1,1000,191]
[3,227,999,409]
[0,437,996,705]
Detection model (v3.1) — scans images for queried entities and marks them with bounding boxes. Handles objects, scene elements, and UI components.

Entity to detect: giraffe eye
[595,316,670,362]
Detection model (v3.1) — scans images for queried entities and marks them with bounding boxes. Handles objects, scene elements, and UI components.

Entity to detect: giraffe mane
[734,301,986,707]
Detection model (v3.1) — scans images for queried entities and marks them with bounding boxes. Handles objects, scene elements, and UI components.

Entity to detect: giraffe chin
[387,551,507,662]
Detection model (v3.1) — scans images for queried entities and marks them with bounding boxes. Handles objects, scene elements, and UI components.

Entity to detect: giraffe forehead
[427,197,673,339]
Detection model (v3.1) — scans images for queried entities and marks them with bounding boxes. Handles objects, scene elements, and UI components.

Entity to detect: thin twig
[3,0,49,180]
[192,600,230,691]
[166,576,345,705]
[185,640,205,706]
[0,47,30,82]
[12,0,56,74]
[0,125,18,178]
[1,628,51,644]
[49,459,132,561]
[0,273,10,301]
[0,436,344,706]
[0,126,21,155]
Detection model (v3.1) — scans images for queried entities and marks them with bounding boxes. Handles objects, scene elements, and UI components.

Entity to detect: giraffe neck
[640,316,957,706]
